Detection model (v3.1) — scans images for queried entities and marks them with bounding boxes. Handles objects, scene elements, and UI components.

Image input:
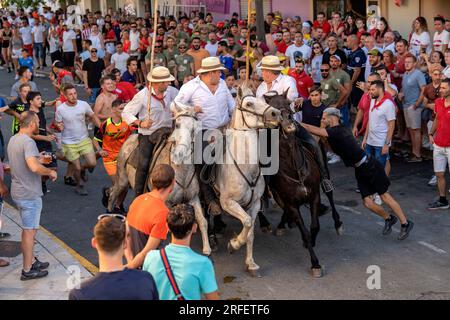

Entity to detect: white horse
[214,85,281,277]
[108,106,212,255]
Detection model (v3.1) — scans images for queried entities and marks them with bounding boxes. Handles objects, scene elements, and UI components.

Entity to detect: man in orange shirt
[125,164,175,269]
[187,37,210,75]
[95,99,132,214]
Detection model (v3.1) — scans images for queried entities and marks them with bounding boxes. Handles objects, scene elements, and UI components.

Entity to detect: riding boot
[195,164,222,216]
[135,134,155,197]
[294,123,334,193]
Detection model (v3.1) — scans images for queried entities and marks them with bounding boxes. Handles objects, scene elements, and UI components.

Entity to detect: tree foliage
[1,0,68,10]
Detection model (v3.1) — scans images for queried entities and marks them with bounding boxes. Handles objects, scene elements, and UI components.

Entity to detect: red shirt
[313,20,331,35]
[434,98,450,147]
[105,30,116,41]
[357,91,395,136]
[393,53,407,91]
[275,40,289,54]
[287,69,314,98]
[115,82,138,102]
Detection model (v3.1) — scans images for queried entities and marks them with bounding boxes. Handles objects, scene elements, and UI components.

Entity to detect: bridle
[237,94,275,129]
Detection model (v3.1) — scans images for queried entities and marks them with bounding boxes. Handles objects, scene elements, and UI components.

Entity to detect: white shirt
[89,33,103,50]
[285,42,312,68]
[256,74,300,121]
[129,30,140,52]
[443,66,450,79]
[122,86,178,135]
[174,77,236,129]
[111,52,130,75]
[205,42,219,57]
[48,35,60,53]
[256,74,298,102]
[311,55,323,83]
[55,100,93,144]
[381,42,396,54]
[367,97,396,147]
[19,26,32,45]
[433,30,450,53]
[62,30,76,52]
[31,25,45,43]
[410,31,432,56]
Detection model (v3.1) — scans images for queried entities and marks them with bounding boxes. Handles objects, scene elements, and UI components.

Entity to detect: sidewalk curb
[3,201,98,275]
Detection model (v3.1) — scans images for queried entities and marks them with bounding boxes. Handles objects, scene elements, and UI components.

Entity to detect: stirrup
[321,179,334,193]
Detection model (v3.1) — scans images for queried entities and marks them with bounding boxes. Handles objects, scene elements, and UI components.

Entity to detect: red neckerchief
[371,96,388,112]
[152,93,166,109]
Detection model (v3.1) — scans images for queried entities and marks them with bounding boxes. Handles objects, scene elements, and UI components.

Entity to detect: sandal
[64,176,77,186]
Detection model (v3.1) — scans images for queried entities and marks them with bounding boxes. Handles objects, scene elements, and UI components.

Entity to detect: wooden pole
[245,0,252,82]
[147,0,159,114]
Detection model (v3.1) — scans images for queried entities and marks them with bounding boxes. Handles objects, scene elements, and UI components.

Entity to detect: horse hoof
[227,242,236,254]
[311,267,323,278]
[275,228,285,237]
[246,268,262,278]
[261,225,272,234]
[336,225,345,236]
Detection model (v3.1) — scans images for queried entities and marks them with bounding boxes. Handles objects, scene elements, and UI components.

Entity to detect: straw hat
[260,55,285,71]
[147,66,175,82]
[196,57,226,74]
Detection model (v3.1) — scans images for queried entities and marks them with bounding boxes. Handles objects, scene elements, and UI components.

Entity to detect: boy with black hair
[143,203,219,300]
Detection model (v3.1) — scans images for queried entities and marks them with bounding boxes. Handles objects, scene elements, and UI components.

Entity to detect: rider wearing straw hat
[256,55,334,193]
[174,56,235,216]
[122,66,178,196]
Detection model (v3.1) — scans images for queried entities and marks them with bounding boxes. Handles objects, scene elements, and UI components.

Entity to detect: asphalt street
[1,67,449,300]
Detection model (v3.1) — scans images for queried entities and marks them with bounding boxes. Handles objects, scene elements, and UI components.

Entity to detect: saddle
[127,127,173,173]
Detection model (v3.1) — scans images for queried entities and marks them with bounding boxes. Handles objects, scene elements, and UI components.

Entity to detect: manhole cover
[417,292,450,300]
[0,240,22,257]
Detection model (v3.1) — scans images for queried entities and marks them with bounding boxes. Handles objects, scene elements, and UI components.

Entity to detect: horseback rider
[256,55,333,192]
[174,57,236,217]
[122,66,178,197]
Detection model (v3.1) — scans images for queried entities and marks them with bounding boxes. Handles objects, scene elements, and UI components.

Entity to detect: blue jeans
[365,144,389,169]
[13,197,42,230]
[340,103,350,127]
[88,88,100,105]
[33,43,45,61]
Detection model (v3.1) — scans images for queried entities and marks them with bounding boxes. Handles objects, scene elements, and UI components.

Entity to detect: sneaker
[382,215,398,235]
[75,185,88,196]
[328,153,341,164]
[326,151,333,160]
[31,257,49,271]
[428,200,450,210]
[398,221,414,240]
[21,268,49,281]
[373,194,383,206]
[64,176,77,186]
[0,232,11,240]
[428,175,437,187]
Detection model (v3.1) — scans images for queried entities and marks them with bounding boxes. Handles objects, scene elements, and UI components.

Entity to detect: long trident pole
[245,0,252,82]
[147,0,159,114]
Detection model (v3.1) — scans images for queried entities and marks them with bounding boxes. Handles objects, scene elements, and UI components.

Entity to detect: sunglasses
[97,213,126,222]
[313,46,321,49]
[155,46,162,48]
[179,46,186,49]
[91,49,97,53]
[320,69,329,72]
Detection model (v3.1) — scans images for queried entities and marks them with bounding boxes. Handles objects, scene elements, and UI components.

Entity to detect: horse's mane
[230,83,254,128]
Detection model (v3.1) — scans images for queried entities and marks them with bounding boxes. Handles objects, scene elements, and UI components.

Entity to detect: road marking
[417,241,447,254]
[3,201,99,275]
[337,205,362,215]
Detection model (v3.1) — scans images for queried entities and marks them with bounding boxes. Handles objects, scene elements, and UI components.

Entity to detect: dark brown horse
[259,92,344,277]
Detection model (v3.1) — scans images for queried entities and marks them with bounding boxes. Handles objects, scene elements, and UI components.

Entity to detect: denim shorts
[365,144,389,169]
[13,197,42,230]
[33,43,45,60]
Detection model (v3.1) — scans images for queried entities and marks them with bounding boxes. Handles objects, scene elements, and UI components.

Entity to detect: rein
[237,95,273,129]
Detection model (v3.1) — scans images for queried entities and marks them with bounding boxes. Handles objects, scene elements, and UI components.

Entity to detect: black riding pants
[135,134,156,195]
[294,123,330,180]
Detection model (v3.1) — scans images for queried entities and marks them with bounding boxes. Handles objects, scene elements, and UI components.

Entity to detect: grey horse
[107,105,212,256]
[214,85,281,277]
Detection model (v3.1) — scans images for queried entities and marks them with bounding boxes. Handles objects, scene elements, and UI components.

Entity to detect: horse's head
[169,102,199,164]
[233,84,281,130]
[264,90,297,135]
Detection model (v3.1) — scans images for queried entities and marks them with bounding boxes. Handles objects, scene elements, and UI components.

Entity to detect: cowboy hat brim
[147,74,176,82]
[260,65,285,71]
[196,66,227,74]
